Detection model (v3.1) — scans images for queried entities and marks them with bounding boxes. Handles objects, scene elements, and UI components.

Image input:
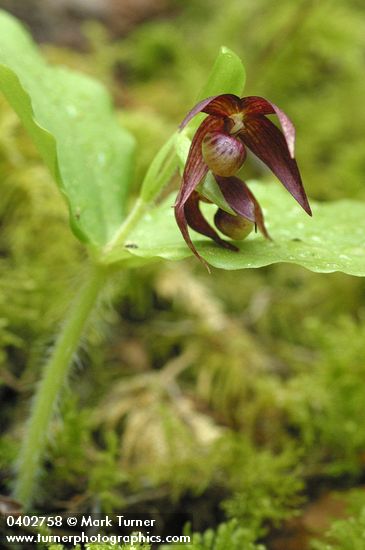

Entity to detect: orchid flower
[174,94,312,266]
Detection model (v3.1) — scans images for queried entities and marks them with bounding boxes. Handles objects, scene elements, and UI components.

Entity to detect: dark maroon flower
[174,93,311,266]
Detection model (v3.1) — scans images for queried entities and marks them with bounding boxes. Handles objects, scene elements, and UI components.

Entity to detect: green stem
[14,263,107,508]
[13,137,173,506]
[103,197,147,255]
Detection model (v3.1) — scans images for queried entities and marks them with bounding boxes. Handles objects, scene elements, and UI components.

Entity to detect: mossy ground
[1,1,365,548]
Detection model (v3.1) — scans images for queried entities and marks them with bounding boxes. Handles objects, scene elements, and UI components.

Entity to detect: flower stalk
[13,131,180,508]
[14,263,107,508]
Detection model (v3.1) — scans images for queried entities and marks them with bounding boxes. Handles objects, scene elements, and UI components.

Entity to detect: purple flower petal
[175,201,207,268]
[179,94,241,130]
[241,96,296,158]
[202,131,246,177]
[185,192,238,250]
[239,116,312,215]
[175,115,223,208]
[215,175,270,238]
[175,191,237,269]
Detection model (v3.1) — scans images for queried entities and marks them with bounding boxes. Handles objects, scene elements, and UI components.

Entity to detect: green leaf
[183,47,246,134]
[197,174,236,215]
[0,10,135,247]
[108,182,365,277]
[198,46,246,100]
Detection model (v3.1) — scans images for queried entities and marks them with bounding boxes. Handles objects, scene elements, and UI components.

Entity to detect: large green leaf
[106,182,365,277]
[0,10,135,247]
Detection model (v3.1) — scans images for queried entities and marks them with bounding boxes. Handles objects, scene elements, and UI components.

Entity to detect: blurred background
[1,1,365,548]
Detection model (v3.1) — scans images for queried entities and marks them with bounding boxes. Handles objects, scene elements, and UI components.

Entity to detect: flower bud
[214,209,253,240]
[202,131,246,177]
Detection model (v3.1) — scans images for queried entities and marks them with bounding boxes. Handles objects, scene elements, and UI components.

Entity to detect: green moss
[282,317,365,476]
[217,438,303,534]
[163,519,266,550]
[311,491,365,550]
[45,544,150,550]
[1,1,365,547]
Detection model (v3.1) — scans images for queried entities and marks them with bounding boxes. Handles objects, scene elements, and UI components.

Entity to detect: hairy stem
[13,134,175,507]
[14,263,107,508]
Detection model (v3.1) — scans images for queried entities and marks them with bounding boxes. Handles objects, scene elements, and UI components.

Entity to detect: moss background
[1,0,365,548]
